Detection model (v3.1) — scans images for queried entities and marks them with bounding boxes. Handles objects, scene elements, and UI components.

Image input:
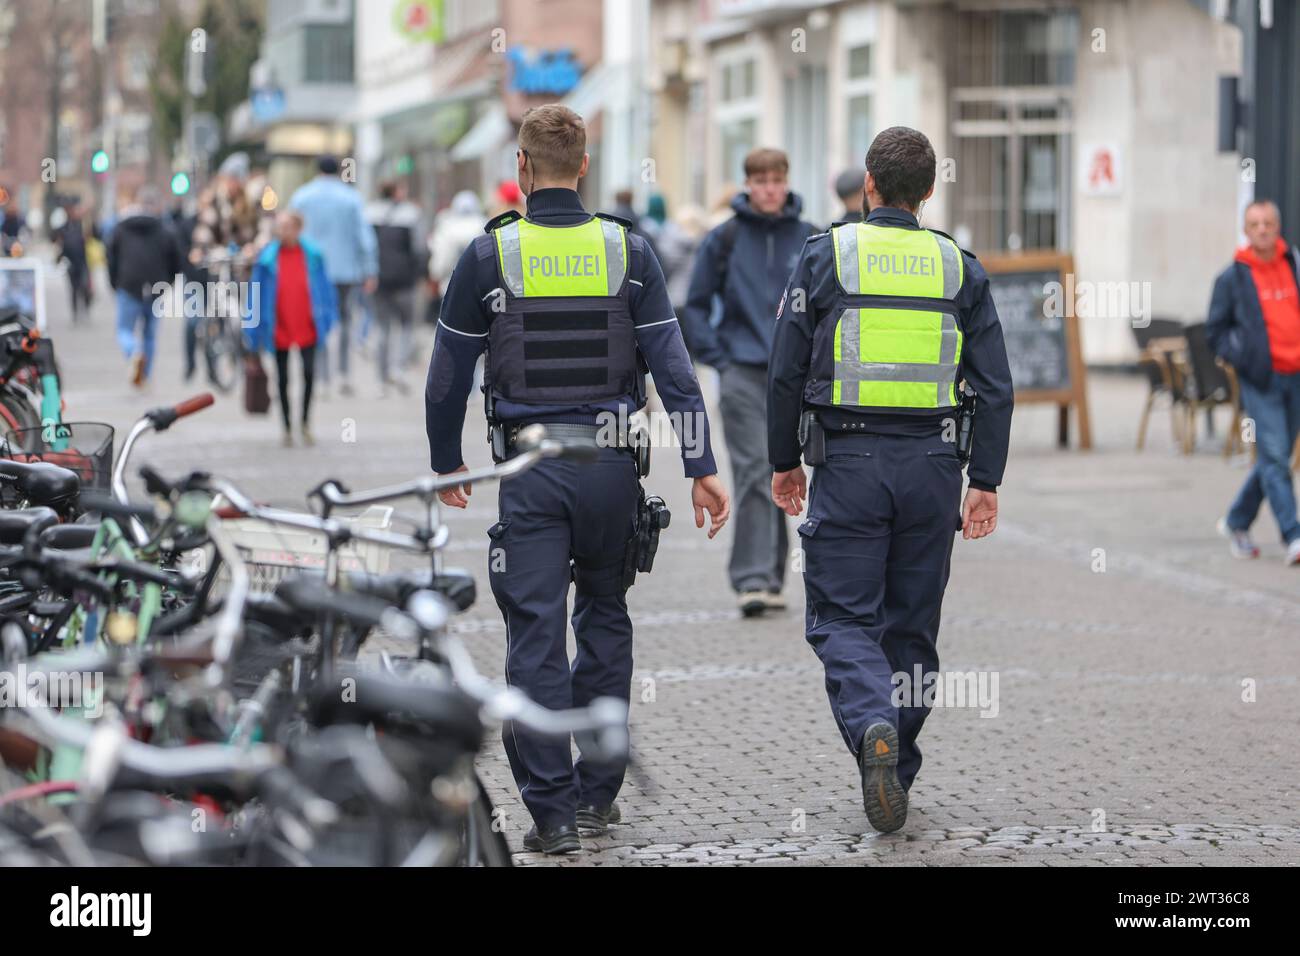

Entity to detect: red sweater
[274,243,317,351]
[1236,238,1300,374]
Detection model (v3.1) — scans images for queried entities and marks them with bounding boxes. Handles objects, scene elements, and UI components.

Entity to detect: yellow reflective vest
[807,222,965,412]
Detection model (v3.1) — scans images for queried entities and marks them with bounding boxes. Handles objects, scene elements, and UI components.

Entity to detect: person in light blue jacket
[289,156,378,396]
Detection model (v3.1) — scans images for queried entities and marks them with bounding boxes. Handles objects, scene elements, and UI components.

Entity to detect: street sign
[251,87,286,124]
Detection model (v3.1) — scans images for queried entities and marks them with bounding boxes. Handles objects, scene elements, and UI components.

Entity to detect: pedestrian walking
[1208,199,1300,566]
[680,147,818,617]
[54,204,93,324]
[106,187,185,388]
[246,210,338,447]
[428,190,484,324]
[767,127,1014,832]
[290,155,378,397]
[366,180,427,396]
[426,104,729,855]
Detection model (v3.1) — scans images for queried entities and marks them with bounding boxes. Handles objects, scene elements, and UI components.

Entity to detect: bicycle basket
[217,505,396,594]
[0,422,115,493]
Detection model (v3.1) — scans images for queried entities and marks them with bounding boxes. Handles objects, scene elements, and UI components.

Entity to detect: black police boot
[576,802,622,834]
[522,822,582,855]
[859,722,908,834]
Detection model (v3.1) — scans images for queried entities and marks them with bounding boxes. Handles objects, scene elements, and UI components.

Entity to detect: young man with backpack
[366,180,428,396]
[680,148,818,617]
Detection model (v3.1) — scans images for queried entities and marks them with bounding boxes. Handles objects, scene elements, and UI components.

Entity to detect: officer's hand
[692,475,730,539]
[771,468,807,517]
[364,277,378,295]
[961,488,998,540]
[437,465,473,509]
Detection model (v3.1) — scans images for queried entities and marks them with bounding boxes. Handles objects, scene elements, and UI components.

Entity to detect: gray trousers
[718,363,789,593]
[373,289,415,383]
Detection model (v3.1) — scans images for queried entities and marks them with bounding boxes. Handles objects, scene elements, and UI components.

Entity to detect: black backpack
[374,206,420,292]
[713,217,740,291]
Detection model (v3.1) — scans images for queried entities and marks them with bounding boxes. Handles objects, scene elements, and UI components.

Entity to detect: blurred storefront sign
[507,47,583,95]
[394,0,445,42]
[1080,143,1122,198]
[250,86,286,124]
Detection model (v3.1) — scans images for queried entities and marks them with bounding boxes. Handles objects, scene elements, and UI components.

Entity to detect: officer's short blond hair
[519,105,587,181]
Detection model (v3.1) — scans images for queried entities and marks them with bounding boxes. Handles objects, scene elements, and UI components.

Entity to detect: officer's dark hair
[318,155,341,176]
[519,105,587,181]
[865,127,936,211]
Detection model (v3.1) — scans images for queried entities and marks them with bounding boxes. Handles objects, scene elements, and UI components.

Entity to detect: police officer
[766,126,1013,833]
[425,105,730,855]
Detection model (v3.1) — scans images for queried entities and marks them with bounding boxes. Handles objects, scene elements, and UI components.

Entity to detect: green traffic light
[91,150,110,174]
[170,172,191,196]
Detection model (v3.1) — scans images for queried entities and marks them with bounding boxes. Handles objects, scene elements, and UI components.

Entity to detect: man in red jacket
[1207,200,1300,566]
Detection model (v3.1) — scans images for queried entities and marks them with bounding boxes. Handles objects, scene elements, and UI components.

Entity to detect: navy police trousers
[488,446,639,828]
[798,432,963,792]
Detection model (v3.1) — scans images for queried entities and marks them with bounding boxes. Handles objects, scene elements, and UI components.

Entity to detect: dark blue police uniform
[426,188,717,832]
[767,206,1013,800]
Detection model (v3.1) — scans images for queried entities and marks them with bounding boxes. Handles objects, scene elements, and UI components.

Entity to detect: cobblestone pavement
[47,261,1300,866]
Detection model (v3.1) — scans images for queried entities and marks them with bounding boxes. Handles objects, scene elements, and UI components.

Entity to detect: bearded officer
[426,104,730,854]
[766,126,1013,833]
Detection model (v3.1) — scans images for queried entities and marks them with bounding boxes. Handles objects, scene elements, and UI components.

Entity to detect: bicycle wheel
[458,777,513,867]
[204,318,241,393]
[0,387,41,451]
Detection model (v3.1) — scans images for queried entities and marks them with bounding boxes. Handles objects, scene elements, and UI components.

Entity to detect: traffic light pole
[92,0,116,225]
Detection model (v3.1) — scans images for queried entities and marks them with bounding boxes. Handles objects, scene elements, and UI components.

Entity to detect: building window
[303,23,353,84]
[444,0,501,38]
[847,43,872,80]
[115,113,152,166]
[123,46,152,92]
[715,49,759,184]
[720,118,757,186]
[59,49,78,92]
[951,9,1078,252]
[839,7,877,169]
[847,94,872,166]
[720,59,755,103]
[57,123,75,172]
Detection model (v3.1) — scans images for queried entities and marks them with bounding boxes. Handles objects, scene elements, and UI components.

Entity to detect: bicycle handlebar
[308,432,595,515]
[146,392,215,433]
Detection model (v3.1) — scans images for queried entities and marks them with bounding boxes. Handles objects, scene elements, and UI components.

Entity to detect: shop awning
[450,103,510,162]
[561,62,612,120]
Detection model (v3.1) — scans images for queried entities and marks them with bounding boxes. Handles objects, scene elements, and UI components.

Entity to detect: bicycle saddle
[0,506,59,545]
[40,523,101,551]
[342,568,476,613]
[0,460,80,509]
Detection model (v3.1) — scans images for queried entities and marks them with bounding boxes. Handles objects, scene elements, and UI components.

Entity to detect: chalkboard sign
[981,253,1092,450]
[986,269,1070,391]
